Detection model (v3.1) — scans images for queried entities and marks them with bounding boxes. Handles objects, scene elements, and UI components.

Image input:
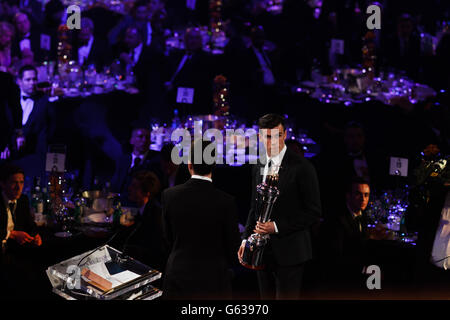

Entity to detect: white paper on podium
[389,157,408,177]
[87,263,140,288]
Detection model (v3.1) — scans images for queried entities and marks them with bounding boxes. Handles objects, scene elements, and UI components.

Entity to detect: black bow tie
[22,95,34,101]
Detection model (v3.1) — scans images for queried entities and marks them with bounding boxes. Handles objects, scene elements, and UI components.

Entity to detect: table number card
[389,157,408,177]
[40,34,51,51]
[331,39,345,55]
[176,87,194,104]
[46,152,66,172]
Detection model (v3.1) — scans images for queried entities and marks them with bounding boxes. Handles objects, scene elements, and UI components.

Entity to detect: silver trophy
[241,171,280,270]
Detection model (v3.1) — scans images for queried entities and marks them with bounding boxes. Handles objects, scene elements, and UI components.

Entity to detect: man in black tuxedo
[113,24,166,112]
[71,17,112,72]
[381,13,422,80]
[4,65,55,178]
[162,140,241,299]
[112,170,166,271]
[0,164,42,299]
[163,27,218,116]
[238,114,321,299]
[318,177,371,293]
[111,125,159,205]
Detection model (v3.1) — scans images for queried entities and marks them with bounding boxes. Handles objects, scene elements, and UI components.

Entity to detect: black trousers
[256,262,305,300]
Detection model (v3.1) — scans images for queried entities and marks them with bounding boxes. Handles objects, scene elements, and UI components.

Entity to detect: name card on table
[45,152,66,172]
[389,157,408,177]
[331,39,345,55]
[40,34,51,51]
[176,87,194,104]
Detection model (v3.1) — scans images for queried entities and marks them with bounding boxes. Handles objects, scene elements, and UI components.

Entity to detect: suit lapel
[23,96,45,129]
[276,148,291,194]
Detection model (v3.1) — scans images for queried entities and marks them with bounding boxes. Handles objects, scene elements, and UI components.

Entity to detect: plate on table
[82,212,113,224]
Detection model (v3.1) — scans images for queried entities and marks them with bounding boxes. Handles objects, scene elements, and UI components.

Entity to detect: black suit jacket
[244,147,322,266]
[0,192,37,246]
[71,36,112,71]
[14,93,55,156]
[164,49,218,115]
[113,200,167,271]
[11,29,44,63]
[161,178,241,299]
[242,45,282,90]
[318,203,369,288]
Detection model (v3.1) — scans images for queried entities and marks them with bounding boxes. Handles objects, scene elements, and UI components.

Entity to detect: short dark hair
[346,176,370,194]
[132,170,161,198]
[189,139,216,176]
[0,164,25,182]
[18,64,37,79]
[258,114,286,131]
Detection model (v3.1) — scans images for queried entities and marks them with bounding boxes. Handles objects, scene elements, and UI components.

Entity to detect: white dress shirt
[19,32,31,52]
[78,35,94,66]
[146,22,152,47]
[262,144,287,183]
[431,191,450,270]
[131,152,147,169]
[191,175,212,183]
[2,192,15,241]
[20,90,34,125]
[259,144,287,234]
[131,43,143,65]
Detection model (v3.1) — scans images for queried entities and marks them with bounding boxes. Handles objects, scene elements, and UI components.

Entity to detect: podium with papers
[46,245,162,300]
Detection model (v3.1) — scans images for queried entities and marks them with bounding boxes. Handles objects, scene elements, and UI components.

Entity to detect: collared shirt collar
[347,203,362,219]
[191,175,212,183]
[81,35,94,50]
[1,191,16,206]
[132,151,148,161]
[21,90,33,99]
[266,144,287,168]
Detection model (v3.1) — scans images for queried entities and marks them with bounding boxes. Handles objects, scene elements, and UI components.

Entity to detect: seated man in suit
[0,163,42,251]
[162,140,241,299]
[163,27,218,116]
[113,170,166,271]
[11,11,41,64]
[318,177,372,293]
[111,123,159,205]
[0,163,42,298]
[72,17,111,71]
[238,113,321,300]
